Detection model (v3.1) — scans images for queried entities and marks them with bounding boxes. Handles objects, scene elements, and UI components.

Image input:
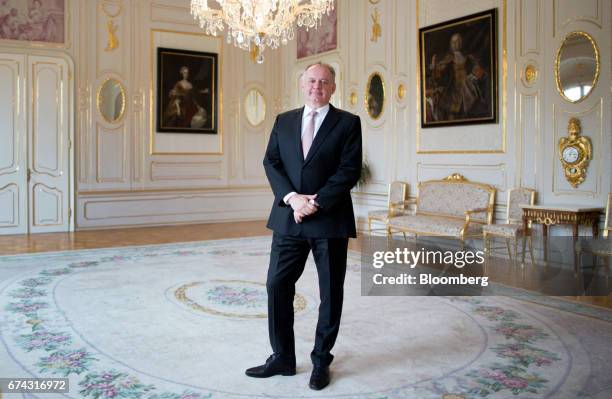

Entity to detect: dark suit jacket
[263,104,362,238]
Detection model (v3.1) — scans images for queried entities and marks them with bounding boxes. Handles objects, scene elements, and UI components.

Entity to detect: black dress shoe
[245,355,296,378]
[309,366,330,390]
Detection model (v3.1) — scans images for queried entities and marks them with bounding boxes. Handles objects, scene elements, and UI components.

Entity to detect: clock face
[562,146,580,164]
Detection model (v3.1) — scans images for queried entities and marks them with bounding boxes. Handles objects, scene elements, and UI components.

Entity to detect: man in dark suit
[245,62,362,390]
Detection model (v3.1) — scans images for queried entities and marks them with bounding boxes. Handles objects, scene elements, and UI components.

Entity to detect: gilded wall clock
[558,117,592,188]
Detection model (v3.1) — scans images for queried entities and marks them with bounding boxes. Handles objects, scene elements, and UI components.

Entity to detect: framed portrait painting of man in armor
[419,8,497,128]
[156,47,218,134]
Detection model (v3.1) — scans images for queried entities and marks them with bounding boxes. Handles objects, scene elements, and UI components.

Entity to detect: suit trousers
[267,232,349,367]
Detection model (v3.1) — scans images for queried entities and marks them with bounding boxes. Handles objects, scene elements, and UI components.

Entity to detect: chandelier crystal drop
[190,0,334,61]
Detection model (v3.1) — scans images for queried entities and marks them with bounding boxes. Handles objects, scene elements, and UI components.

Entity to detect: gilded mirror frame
[244,88,266,127]
[97,78,126,123]
[554,31,600,104]
[365,71,385,120]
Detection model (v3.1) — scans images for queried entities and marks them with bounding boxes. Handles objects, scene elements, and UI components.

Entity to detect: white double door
[0,52,72,235]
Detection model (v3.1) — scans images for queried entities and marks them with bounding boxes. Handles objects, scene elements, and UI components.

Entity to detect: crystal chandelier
[190,0,335,63]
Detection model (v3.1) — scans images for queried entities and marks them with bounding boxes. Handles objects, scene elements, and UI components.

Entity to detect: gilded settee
[387,173,496,240]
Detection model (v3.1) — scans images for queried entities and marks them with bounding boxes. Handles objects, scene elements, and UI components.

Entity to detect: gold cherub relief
[371,8,381,42]
[105,19,119,52]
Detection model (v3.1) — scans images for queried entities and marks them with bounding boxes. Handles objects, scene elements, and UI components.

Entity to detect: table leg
[572,222,579,273]
[542,224,548,263]
[572,223,579,239]
[522,216,531,264]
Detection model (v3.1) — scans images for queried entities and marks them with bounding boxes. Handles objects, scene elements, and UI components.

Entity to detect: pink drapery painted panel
[0,0,65,44]
[296,5,337,59]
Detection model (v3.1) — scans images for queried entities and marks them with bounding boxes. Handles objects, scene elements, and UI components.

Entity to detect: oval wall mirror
[97,79,126,123]
[365,72,384,119]
[244,88,266,126]
[555,31,599,103]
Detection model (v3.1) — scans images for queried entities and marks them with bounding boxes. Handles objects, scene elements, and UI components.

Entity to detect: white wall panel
[77,189,272,228]
[150,161,222,181]
[520,0,540,56]
[554,0,603,34]
[518,93,539,190]
[97,124,127,183]
[150,2,194,25]
[416,163,508,196]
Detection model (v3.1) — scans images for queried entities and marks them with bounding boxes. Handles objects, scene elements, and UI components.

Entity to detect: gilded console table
[521,205,602,267]
[521,205,602,239]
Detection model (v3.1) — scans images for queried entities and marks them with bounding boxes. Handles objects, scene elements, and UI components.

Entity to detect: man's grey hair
[303,62,336,83]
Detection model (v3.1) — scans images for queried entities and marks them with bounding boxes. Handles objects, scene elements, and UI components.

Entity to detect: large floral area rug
[1,237,611,399]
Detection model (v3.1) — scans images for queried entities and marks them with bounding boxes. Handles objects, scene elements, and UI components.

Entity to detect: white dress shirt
[283,104,331,204]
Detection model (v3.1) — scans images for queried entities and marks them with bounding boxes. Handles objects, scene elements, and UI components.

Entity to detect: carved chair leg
[513,238,519,267]
[402,232,407,241]
[521,234,527,264]
[528,236,535,265]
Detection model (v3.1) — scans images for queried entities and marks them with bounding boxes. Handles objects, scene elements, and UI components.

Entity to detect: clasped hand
[288,194,318,224]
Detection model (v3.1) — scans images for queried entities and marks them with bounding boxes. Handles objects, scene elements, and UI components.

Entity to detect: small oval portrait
[365,72,384,119]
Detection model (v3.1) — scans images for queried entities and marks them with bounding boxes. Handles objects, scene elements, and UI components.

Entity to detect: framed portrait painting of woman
[419,8,497,128]
[156,47,218,134]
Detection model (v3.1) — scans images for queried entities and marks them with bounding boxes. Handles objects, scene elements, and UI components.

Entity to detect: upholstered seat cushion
[482,223,524,237]
[388,214,483,237]
[368,210,390,220]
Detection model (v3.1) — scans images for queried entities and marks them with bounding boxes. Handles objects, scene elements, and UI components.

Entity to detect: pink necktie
[302,110,317,159]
